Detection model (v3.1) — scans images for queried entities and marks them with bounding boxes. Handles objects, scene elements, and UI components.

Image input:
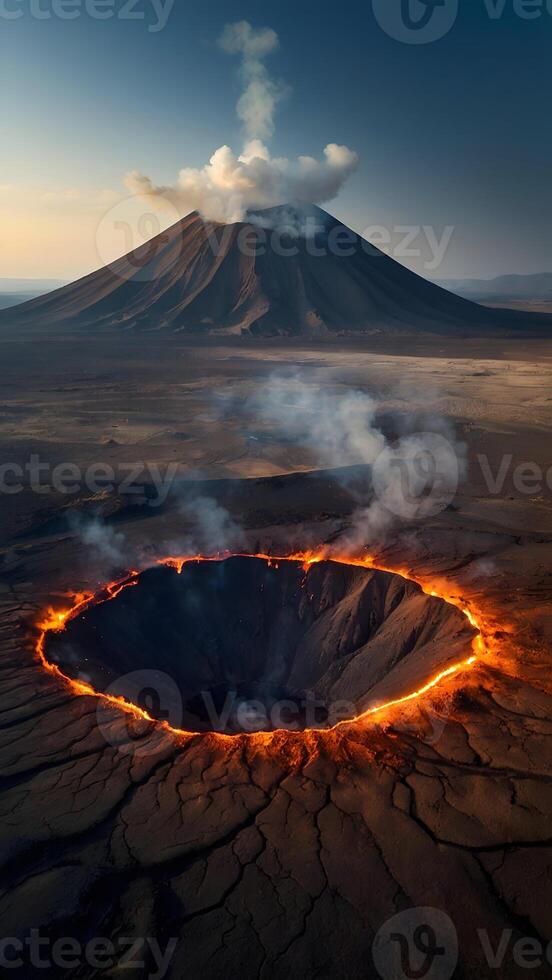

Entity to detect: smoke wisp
[69,496,244,574]
[218,20,284,143]
[124,21,359,225]
[177,495,245,555]
[69,378,465,570]
[246,373,467,549]
[69,514,128,570]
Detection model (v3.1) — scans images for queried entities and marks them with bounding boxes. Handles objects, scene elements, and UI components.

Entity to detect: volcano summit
[5,205,550,336]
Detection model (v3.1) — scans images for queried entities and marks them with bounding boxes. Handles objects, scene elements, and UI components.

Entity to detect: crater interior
[45,556,477,733]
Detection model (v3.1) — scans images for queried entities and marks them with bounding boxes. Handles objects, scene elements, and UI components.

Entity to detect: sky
[1,0,551,281]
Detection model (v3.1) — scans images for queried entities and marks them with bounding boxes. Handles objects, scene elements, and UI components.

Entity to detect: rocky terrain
[1,492,552,979]
[0,330,551,977]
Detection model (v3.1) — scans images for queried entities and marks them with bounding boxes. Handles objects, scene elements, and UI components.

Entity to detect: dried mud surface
[0,333,551,978]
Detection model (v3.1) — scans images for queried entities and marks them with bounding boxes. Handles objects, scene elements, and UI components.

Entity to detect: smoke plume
[247,374,467,549]
[69,514,128,569]
[253,375,386,469]
[178,495,245,554]
[218,20,284,143]
[70,498,244,572]
[124,21,358,224]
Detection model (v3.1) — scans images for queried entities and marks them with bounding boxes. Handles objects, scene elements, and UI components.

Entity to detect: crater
[43,556,478,734]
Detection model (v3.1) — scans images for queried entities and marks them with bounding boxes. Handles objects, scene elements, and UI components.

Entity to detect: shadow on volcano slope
[45,557,477,734]
[5,206,552,336]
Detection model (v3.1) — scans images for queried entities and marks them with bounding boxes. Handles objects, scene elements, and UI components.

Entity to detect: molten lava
[35,551,496,741]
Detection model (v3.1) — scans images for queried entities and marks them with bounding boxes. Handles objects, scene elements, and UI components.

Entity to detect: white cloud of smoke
[218,20,284,143]
[248,374,467,550]
[69,374,466,570]
[124,21,359,225]
[255,375,386,470]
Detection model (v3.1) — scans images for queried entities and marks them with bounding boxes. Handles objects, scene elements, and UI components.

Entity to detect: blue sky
[1,0,551,279]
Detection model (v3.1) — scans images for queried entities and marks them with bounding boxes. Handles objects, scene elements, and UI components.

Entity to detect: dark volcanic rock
[4,206,550,336]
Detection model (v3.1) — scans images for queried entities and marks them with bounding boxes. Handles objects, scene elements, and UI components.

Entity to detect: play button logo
[372,0,459,44]
[373,907,458,980]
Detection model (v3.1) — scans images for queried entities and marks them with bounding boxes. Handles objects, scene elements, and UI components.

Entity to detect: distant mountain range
[435,273,552,302]
[0,278,67,311]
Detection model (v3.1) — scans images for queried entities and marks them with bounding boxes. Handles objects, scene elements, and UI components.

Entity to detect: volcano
[5,205,550,335]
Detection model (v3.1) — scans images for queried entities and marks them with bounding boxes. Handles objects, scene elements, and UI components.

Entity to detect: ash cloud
[124,21,358,225]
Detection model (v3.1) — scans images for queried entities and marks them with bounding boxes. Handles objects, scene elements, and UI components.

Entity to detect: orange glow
[34,551,499,742]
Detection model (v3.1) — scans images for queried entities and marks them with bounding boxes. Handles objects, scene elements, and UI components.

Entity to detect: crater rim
[37,552,482,739]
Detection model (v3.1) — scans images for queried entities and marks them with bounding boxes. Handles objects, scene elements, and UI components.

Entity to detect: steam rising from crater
[244,374,467,547]
[124,21,359,225]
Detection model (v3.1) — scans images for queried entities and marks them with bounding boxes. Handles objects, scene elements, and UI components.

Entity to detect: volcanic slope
[5,206,550,336]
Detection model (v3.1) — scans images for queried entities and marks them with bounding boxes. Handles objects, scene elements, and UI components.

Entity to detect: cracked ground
[0,333,551,978]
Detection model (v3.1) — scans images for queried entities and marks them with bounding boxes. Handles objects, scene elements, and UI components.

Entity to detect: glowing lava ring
[36,553,487,740]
